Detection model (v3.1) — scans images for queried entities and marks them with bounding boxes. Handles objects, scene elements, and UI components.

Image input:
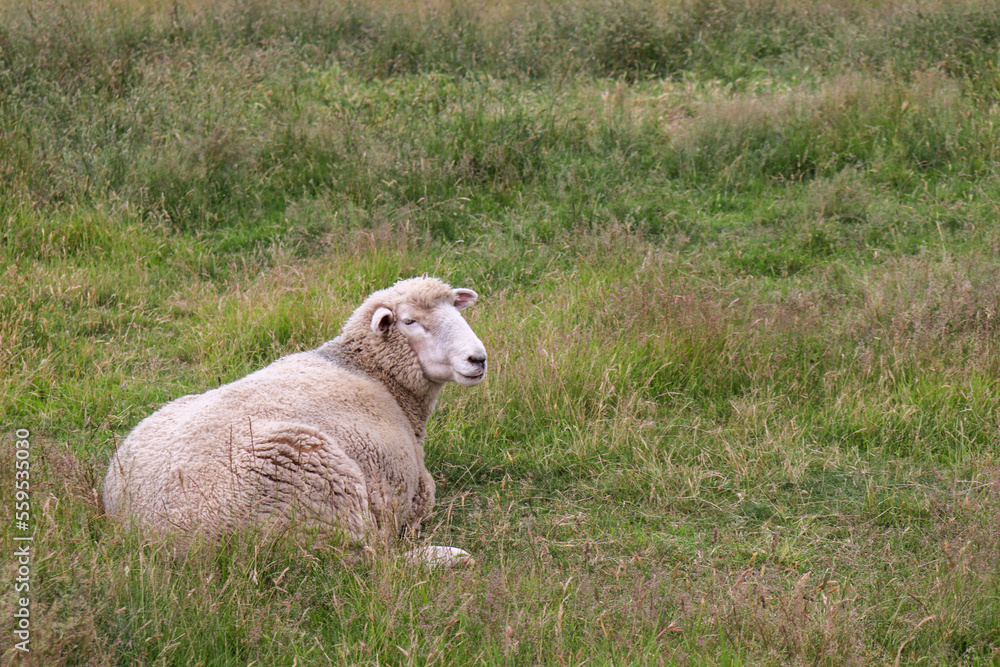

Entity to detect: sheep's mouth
[459,370,486,382]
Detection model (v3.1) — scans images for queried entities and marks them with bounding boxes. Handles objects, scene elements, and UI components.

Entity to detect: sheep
[102,277,487,566]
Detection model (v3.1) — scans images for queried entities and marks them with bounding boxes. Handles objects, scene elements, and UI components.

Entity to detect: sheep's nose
[468,354,487,369]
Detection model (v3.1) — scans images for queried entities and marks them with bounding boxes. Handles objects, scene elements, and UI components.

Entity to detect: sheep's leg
[405,545,476,568]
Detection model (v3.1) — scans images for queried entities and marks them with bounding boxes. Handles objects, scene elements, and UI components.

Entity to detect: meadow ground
[2,0,1000,664]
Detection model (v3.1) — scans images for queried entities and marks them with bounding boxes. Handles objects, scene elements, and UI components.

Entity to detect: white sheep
[103,277,487,566]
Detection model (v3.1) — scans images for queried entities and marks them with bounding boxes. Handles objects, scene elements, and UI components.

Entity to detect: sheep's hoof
[407,545,476,569]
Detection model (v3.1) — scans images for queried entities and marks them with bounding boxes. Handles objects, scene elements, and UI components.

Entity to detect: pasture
[2,0,1000,663]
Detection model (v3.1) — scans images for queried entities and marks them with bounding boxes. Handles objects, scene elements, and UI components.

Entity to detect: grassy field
[3,0,1000,663]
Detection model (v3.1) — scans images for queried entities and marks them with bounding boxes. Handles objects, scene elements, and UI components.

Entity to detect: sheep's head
[368,278,487,387]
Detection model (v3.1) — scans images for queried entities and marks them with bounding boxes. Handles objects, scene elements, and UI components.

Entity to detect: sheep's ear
[453,289,478,310]
[371,306,395,333]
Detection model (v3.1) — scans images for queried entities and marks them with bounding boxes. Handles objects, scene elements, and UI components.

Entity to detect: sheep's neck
[318,338,441,441]
[391,379,441,441]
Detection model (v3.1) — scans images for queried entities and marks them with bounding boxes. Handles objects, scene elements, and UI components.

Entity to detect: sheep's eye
[402,318,417,326]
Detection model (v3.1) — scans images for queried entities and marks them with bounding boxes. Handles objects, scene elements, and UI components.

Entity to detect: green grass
[3,0,1000,664]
